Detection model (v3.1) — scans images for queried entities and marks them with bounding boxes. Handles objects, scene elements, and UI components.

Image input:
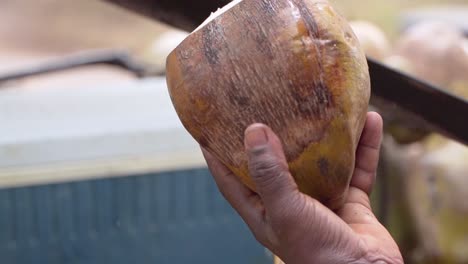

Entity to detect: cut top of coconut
[193,0,244,33]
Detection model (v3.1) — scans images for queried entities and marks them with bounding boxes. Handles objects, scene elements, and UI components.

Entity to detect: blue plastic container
[0,168,272,264]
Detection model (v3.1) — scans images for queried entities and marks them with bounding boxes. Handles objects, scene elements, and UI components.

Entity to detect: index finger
[350,112,383,195]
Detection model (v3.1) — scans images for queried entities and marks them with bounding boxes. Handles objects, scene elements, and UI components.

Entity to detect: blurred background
[0,0,467,263]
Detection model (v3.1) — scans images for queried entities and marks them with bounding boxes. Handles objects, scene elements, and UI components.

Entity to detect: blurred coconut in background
[395,21,466,87]
[399,136,468,264]
[338,3,468,264]
[376,135,468,264]
[349,20,391,60]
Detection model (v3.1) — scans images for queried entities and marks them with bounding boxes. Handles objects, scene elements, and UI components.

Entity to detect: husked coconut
[166,0,370,208]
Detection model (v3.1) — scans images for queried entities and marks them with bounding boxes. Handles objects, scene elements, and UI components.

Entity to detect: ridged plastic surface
[0,168,271,264]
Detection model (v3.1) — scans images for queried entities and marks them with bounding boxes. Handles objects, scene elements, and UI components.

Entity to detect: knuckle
[251,156,280,176]
[249,156,286,188]
[248,146,287,174]
[249,144,270,157]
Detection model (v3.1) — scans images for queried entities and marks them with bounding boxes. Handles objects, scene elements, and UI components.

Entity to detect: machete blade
[368,57,468,145]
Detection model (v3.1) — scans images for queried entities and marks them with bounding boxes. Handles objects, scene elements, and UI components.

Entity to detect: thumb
[244,124,299,207]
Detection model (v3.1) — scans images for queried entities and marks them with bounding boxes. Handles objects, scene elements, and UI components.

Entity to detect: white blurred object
[349,20,391,60]
[459,38,468,79]
[462,39,468,55]
[383,55,414,74]
[401,6,468,36]
[0,77,205,188]
[145,29,189,71]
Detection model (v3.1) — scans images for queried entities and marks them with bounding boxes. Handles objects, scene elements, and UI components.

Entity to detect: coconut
[378,136,468,263]
[403,137,468,263]
[396,21,465,87]
[384,23,467,144]
[166,0,370,208]
[349,20,391,60]
[449,38,468,96]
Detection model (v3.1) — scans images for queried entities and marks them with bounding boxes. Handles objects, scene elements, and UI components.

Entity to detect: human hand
[202,112,403,264]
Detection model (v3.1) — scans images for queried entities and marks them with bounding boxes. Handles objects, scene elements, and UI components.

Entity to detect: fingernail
[245,125,268,148]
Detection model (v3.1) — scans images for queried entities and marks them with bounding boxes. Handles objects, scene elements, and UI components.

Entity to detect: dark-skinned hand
[202,112,403,264]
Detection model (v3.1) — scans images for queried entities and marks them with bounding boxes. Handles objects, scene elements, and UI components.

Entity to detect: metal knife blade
[368,58,468,145]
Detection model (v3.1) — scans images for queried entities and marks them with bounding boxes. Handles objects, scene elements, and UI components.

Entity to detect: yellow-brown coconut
[166,0,370,208]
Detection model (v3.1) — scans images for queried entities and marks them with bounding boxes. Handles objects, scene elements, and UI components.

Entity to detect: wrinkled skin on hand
[202,112,403,264]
